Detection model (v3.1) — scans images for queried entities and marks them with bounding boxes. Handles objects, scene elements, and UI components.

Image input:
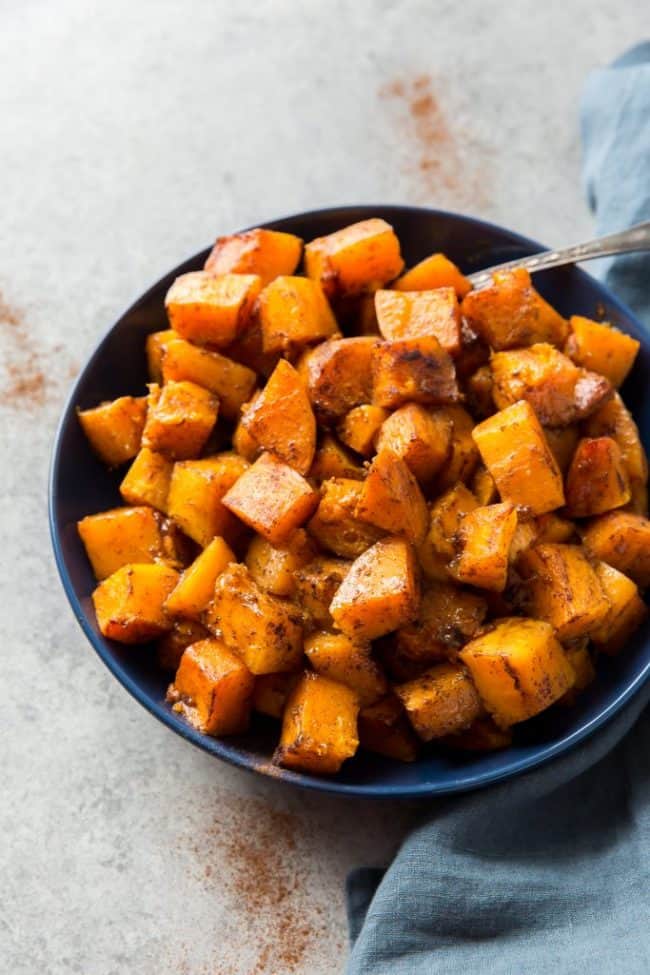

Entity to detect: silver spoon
[468,219,650,288]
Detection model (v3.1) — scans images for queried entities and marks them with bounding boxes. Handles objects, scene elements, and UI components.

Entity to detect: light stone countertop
[1,2,645,972]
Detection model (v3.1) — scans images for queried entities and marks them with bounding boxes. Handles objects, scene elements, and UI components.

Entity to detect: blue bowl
[49,205,650,797]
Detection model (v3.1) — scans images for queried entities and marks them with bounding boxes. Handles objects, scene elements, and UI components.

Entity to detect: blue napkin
[346,45,650,975]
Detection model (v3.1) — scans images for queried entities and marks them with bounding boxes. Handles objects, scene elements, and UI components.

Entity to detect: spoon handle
[467,219,650,288]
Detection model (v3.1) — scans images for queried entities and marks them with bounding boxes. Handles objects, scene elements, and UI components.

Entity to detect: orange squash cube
[168,638,254,735]
[92,562,179,643]
[165,271,261,347]
[565,437,631,517]
[450,502,518,592]
[395,252,471,298]
[167,453,249,547]
[245,529,316,597]
[161,337,256,420]
[304,631,388,707]
[308,434,365,481]
[582,510,650,588]
[375,403,451,484]
[375,287,461,354]
[308,478,383,558]
[204,228,303,285]
[299,336,378,422]
[565,314,639,388]
[78,505,167,580]
[142,381,219,459]
[372,335,460,409]
[543,425,580,476]
[417,483,478,581]
[293,556,352,630]
[275,672,360,774]
[395,581,487,669]
[591,562,647,654]
[252,672,299,719]
[120,448,174,512]
[156,620,211,672]
[355,450,429,545]
[395,662,483,741]
[304,218,403,298]
[434,405,480,491]
[165,536,236,619]
[583,393,648,498]
[241,359,316,474]
[337,404,388,457]
[146,329,176,383]
[257,275,337,356]
[358,694,419,762]
[78,396,147,468]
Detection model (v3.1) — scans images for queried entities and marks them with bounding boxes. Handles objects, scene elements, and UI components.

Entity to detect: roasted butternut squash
[565,314,639,388]
[358,695,419,762]
[337,404,388,456]
[449,502,518,592]
[120,447,174,512]
[78,505,168,580]
[355,450,429,545]
[372,335,460,409]
[92,562,179,643]
[162,337,257,420]
[142,381,219,459]
[241,359,316,474]
[204,228,303,284]
[168,638,254,735]
[167,453,249,547]
[375,403,451,483]
[78,396,147,468]
[308,478,383,558]
[375,287,461,354]
[275,672,360,774]
[165,271,261,347]
[258,275,337,356]
[299,336,378,423]
[245,529,315,597]
[165,536,236,619]
[582,511,650,588]
[304,218,403,298]
[304,631,388,706]
[564,437,631,517]
[395,662,483,741]
[395,252,471,298]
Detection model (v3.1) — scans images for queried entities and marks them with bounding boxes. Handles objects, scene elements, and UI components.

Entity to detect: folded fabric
[347,45,650,975]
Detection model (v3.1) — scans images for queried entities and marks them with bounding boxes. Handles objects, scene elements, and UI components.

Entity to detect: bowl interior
[50,205,650,797]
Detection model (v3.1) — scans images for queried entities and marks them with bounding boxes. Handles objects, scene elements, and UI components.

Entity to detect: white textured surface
[0,2,645,972]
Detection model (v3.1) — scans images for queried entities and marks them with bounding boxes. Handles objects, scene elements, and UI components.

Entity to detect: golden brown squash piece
[167,452,249,547]
[78,505,167,580]
[583,393,648,509]
[459,618,575,727]
[565,314,639,388]
[449,502,518,592]
[142,381,219,460]
[232,392,262,463]
[590,562,647,654]
[257,275,338,357]
[434,405,481,491]
[304,631,388,707]
[330,536,419,640]
[252,672,299,718]
[275,672,360,774]
[472,400,565,515]
[299,336,378,423]
[308,434,366,481]
[375,403,452,484]
[490,343,612,427]
[393,582,487,675]
[156,619,211,672]
[461,267,568,350]
[442,716,513,752]
[394,252,471,298]
[564,437,631,517]
[293,556,352,630]
[92,562,179,643]
[582,510,650,588]
[543,425,580,477]
[241,359,316,474]
[358,695,419,762]
[146,329,176,383]
[395,662,483,741]
[533,512,577,544]
[245,529,315,598]
[375,287,461,354]
[518,543,610,640]
[78,395,147,468]
[168,638,254,735]
[417,483,478,581]
[206,563,303,674]
[165,271,261,347]
[337,404,388,457]
[372,335,460,409]
[304,218,404,298]
[471,465,498,506]
[162,337,257,421]
[165,536,236,619]
[120,447,174,513]
[355,450,429,545]
[308,478,384,558]
[204,228,303,285]
[222,452,319,545]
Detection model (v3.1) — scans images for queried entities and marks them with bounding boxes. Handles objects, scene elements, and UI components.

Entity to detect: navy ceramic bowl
[49,205,650,797]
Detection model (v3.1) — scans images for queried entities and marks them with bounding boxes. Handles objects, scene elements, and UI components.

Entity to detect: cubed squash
[168,638,254,735]
[534,512,577,544]
[375,403,452,484]
[518,543,610,640]
[459,618,575,726]
[395,252,471,298]
[308,434,366,481]
[78,505,166,580]
[395,582,487,669]
[222,452,319,544]
[337,404,388,456]
[583,393,648,498]
[355,450,429,545]
[330,536,419,640]
[543,425,580,476]
[434,405,481,491]
[224,317,280,377]
[375,287,461,354]
[358,694,419,762]
[471,465,498,505]
[293,556,352,630]
[395,662,483,741]
[161,337,257,420]
[372,335,460,409]
[78,396,147,468]
[120,447,174,512]
[241,359,316,473]
[142,381,219,459]
[165,271,261,347]
[232,391,262,462]
[449,502,518,592]
[275,672,360,774]
[582,510,650,588]
[257,275,338,356]
[590,562,647,654]
[565,314,639,388]
[308,478,384,558]
[204,228,303,285]
[461,267,568,350]
[92,562,179,643]
[473,400,565,515]
[167,452,249,547]
[417,483,478,581]
[442,716,513,752]
[165,536,236,619]
[252,672,299,718]
[156,619,211,672]
[146,329,176,384]
[299,337,378,423]
[304,631,388,707]
[565,437,631,517]
[245,529,316,597]
[206,563,303,674]
[304,218,404,298]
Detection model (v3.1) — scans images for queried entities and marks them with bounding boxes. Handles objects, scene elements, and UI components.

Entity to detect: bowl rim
[49,203,650,798]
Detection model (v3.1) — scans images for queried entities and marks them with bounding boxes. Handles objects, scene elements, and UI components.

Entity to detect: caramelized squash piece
[167,453,249,547]
[565,314,639,388]
[591,563,647,654]
[375,403,451,483]
[394,582,487,673]
[565,437,631,517]
[330,536,419,640]
[168,638,254,735]
[308,434,365,481]
[582,511,650,588]
[355,451,429,545]
[450,502,518,592]
[308,478,383,558]
[232,392,262,462]
[304,218,403,298]
[395,662,483,741]
[142,381,219,459]
[222,452,319,544]
[146,329,176,383]
[241,359,316,474]
[299,336,378,423]
[459,618,575,727]
[395,252,471,298]
[372,335,460,409]
[583,394,648,502]
[258,275,337,356]
[252,672,299,718]
[417,483,478,581]
[337,404,388,456]
[473,400,565,515]
[543,425,580,476]
[304,631,388,706]
[204,228,303,285]
[157,620,211,672]
[92,563,179,643]
[78,506,167,580]
[165,536,236,619]
[162,337,257,420]
[434,405,481,491]
[293,556,352,630]
[245,529,315,597]
[78,396,147,468]
[461,267,568,350]
[120,447,174,513]
[358,694,419,762]
[165,271,261,347]
[275,672,360,774]
[375,287,461,354]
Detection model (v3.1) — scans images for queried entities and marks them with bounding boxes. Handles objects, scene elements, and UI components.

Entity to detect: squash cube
[304,218,403,298]
[78,395,147,468]
[257,275,337,356]
[161,337,257,420]
[375,403,451,484]
[417,483,478,581]
[146,329,176,383]
[583,393,648,496]
[355,450,429,545]
[165,536,236,619]
[167,453,249,547]
[241,359,316,474]
[168,638,254,735]
[120,447,174,512]
[372,335,460,409]
[78,505,166,580]
[156,619,211,672]
[565,437,631,517]
[434,405,480,491]
[471,465,498,506]
[337,404,388,457]
[252,672,299,718]
[309,435,365,481]
[459,618,575,726]
[142,381,219,459]
[375,287,461,354]
[395,662,483,741]
[92,563,179,643]
[245,529,316,598]
[293,556,352,630]
[395,581,487,671]
[358,694,419,762]
[275,672,360,774]
[204,228,303,285]
[543,425,580,476]
[582,511,650,588]
[449,502,518,592]
[304,630,388,707]
[590,562,647,654]
[395,252,471,298]
[565,314,639,388]
[299,336,378,423]
[165,271,261,347]
[308,478,383,558]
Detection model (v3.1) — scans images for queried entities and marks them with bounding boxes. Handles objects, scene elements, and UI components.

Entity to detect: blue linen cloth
[346,45,650,975]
